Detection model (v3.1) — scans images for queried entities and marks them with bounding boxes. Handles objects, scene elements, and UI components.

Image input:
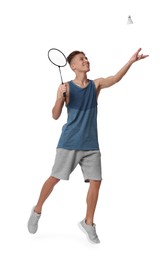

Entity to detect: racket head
[48,48,67,67]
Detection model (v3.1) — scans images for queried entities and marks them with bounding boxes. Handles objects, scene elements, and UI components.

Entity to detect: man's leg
[27,176,60,234]
[78,180,101,243]
[85,180,101,225]
[34,176,60,214]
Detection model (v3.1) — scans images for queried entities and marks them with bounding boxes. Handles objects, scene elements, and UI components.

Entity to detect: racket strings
[48,48,67,67]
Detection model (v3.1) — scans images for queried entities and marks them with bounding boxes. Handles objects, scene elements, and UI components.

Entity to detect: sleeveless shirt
[57,80,99,150]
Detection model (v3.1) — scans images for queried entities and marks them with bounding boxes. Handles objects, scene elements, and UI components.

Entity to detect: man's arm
[52,84,68,120]
[95,48,149,91]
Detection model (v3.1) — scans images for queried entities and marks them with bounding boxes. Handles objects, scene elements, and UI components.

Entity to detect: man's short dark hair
[67,51,85,65]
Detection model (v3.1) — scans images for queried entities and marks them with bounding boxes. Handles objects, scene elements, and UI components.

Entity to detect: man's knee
[49,176,60,186]
[90,180,102,189]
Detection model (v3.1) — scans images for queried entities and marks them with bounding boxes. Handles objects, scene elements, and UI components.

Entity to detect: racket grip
[63,92,66,98]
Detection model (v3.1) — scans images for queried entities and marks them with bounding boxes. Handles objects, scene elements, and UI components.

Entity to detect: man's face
[71,53,90,72]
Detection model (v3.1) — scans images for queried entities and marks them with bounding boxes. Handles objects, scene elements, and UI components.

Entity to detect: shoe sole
[78,222,100,244]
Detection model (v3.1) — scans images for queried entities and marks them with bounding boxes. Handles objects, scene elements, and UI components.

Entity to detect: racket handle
[61,79,66,98]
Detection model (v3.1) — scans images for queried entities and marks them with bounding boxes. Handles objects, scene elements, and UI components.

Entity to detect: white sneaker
[27,207,41,234]
[78,219,100,244]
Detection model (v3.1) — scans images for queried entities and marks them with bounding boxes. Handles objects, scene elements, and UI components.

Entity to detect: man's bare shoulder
[93,78,103,89]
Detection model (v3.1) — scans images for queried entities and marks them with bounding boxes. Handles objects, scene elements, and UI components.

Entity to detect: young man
[28,48,149,243]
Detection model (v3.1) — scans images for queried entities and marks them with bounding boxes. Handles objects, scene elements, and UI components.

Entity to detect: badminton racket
[48,48,67,97]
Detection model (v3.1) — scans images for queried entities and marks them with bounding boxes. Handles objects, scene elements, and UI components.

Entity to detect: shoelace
[89,225,98,239]
[32,213,40,225]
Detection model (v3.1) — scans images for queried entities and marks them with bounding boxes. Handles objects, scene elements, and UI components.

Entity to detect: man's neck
[73,74,89,88]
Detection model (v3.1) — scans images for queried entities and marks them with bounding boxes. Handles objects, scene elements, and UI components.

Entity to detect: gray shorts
[51,148,102,182]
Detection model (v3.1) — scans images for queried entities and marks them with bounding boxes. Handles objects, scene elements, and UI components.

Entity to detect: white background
[0,0,167,259]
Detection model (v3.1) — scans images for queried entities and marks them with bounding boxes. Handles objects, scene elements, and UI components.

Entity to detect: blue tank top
[57,80,99,150]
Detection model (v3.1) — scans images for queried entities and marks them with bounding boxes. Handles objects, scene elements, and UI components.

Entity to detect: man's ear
[70,63,76,71]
